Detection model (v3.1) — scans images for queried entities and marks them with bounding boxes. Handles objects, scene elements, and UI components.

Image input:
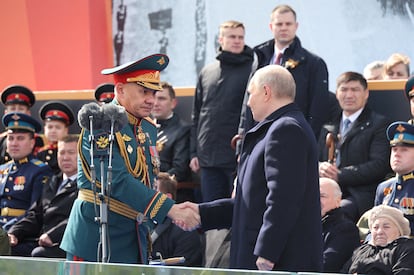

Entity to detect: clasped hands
[168,201,200,231]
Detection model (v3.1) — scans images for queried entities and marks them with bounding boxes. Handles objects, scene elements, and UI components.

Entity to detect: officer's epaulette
[143,116,157,126]
[30,158,47,167]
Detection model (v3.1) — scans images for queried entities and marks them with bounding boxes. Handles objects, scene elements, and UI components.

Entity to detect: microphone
[78,102,103,130]
[100,104,129,133]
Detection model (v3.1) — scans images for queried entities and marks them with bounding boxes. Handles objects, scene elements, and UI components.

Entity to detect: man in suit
[245,4,329,138]
[180,65,323,272]
[318,71,391,222]
[8,135,79,257]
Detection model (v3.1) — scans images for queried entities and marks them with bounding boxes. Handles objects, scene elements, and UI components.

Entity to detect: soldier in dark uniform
[152,82,193,202]
[8,135,79,257]
[0,85,45,164]
[375,121,414,236]
[94,83,115,105]
[36,101,74,175]
[0,112,53,230]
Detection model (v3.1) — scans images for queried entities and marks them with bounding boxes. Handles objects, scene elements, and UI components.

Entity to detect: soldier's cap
[101,54,169,91]
[405,76,414,100]
[387,121,414,147]
[39,101,75,126]
[2,112,41,133]
[94,83,115,104]
[1,85,35,107]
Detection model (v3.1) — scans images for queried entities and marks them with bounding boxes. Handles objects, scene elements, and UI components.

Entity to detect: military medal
[127,144,133,154]
[138,132,146,144]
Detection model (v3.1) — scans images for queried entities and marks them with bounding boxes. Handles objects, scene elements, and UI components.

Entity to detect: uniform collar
[401,172,414,182]
[13,155,33,166]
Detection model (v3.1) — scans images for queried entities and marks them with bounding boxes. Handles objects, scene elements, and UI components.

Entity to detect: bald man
[320,177,360,273]
[181,65,323,272]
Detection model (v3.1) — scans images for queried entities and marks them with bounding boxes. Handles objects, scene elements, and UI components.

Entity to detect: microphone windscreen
[77,102,103,130]
[101,104,129,132]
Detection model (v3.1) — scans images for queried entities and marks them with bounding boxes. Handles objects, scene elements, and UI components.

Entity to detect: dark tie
[57,179,71,193]
[275,52,283,65]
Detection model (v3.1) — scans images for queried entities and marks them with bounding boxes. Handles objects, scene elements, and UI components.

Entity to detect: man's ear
[115,83,124,96]
[263,85,272,100]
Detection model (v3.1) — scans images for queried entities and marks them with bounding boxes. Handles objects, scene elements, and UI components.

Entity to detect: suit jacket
[157,113,191,182]
[8,173,78,245]
[318,107,392,215]
[200,103,323,272]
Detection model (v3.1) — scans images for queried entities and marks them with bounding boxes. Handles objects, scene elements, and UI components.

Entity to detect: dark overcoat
[200,103,323,272]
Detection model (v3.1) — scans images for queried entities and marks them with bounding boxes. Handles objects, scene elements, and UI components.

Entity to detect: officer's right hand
[8,234,18,246]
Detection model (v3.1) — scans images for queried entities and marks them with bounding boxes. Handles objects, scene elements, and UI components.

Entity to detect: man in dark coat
[8,135,79,257]
[152,82,194,203]
[244,4,329,139]
[319,71,391,222]
[320,177,360,272]
[180,65,323,272]
[190,20,255,202]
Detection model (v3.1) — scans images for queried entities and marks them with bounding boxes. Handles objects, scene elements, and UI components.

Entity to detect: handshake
[168,202,201,231]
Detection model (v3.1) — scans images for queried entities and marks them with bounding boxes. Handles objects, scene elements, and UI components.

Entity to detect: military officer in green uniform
[0,112,53,230]
[61,54,200,264]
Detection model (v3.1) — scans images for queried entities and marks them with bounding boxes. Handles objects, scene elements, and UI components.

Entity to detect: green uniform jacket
[61,109,174,264]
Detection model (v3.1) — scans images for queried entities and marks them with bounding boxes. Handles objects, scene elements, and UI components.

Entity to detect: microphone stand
[88,114,111,263]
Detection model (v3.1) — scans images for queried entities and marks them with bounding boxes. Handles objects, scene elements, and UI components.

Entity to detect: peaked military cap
[101,54,169,91]
[387,121,414,147]
[1,85,35,107]
[405,76,414,99]
[94,83,115,104]
[2,112,41,133]
[39,101,75,126]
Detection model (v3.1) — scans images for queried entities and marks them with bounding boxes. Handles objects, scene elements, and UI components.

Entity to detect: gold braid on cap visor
[126,71,162,91]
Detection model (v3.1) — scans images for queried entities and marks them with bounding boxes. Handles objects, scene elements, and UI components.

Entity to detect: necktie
[57,179,70,193]
[275,52,283,65]
[336,119,351,167]
[342,119,351,136]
